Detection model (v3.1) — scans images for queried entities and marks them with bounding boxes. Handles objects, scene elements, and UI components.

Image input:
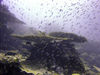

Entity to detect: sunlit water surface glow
[1,0,100,42]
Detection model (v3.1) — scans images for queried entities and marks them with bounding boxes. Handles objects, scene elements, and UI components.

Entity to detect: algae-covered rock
[0,50,30,63]
[0,49,32,75]
[49,32,87,43]
[0,62,34,75]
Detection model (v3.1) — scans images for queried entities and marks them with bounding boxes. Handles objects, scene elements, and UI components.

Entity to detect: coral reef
[13,32,87,75]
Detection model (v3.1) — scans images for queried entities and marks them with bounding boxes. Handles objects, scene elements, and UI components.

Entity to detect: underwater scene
[0,0,100,75]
